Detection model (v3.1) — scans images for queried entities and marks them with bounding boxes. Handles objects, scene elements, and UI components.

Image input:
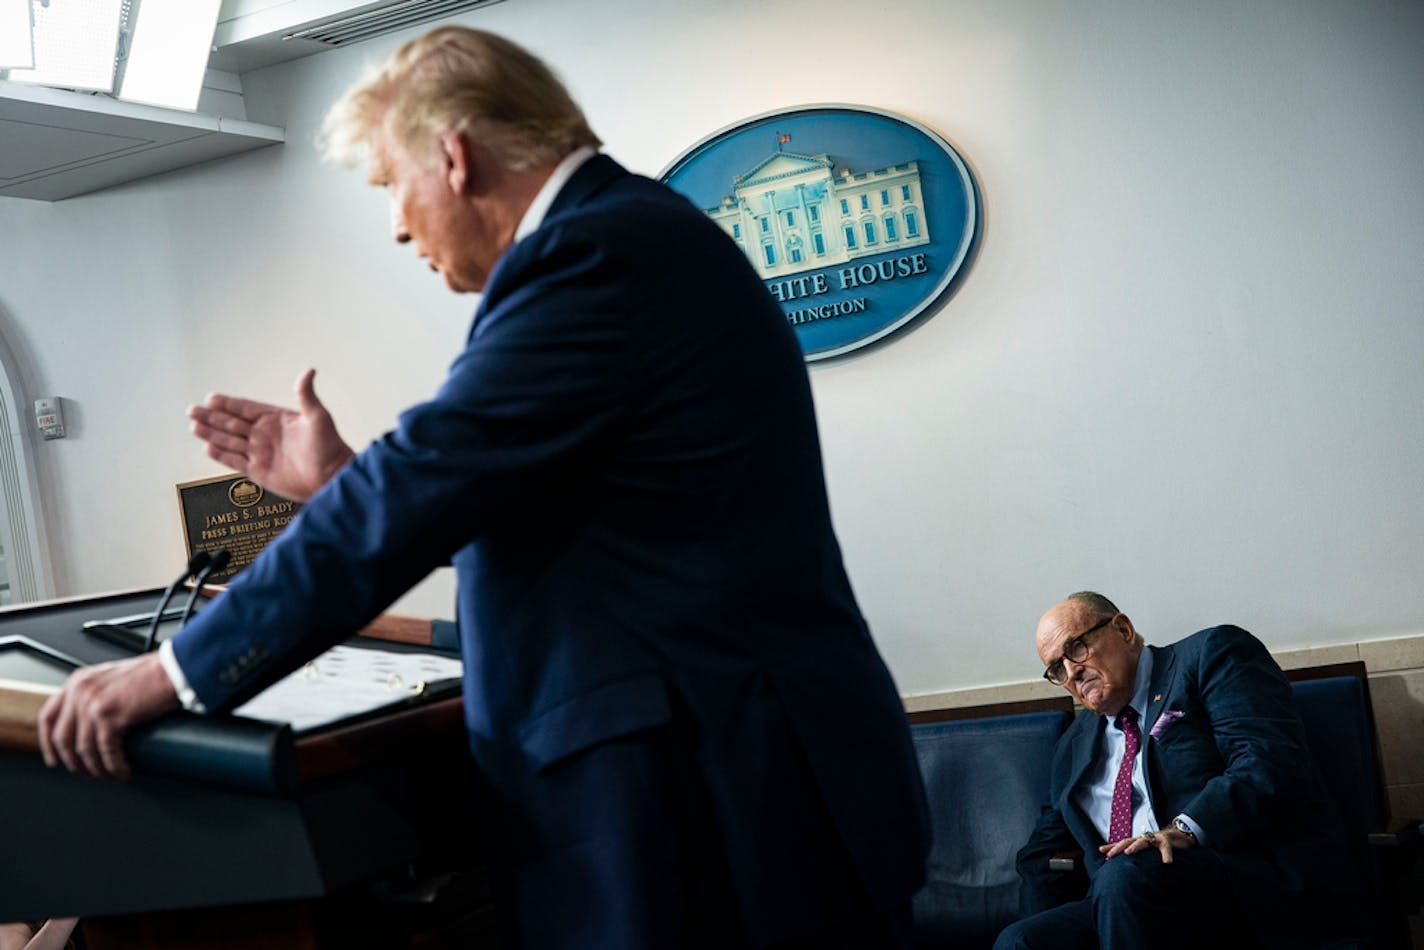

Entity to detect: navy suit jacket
[1015,625,1361,947]
[172,155,929,944]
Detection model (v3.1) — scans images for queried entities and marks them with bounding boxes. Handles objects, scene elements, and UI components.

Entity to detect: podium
[0,590,492,949]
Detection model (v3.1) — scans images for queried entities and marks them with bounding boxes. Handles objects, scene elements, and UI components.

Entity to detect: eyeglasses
[1041,614,1117,686]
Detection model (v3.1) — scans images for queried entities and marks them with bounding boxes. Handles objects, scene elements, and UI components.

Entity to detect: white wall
[1,0,1420,694]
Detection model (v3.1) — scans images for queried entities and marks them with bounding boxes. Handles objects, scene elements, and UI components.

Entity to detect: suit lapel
[1142,644,1175,737]
[1062,714,1105,846]
[1066,714,1103,791]
[1140,644,1175,805]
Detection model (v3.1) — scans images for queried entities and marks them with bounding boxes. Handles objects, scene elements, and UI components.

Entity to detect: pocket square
[1149,710,1185,738]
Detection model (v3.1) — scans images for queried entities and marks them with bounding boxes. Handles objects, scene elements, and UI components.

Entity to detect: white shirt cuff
[1174,812,1209,847]
[159,639,206,713]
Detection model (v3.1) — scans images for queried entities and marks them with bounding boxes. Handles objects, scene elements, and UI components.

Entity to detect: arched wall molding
[0,329,56,603]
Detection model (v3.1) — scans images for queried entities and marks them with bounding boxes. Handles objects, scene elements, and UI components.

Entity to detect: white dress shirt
[514,145,597,240]
[1072,646,1209,846]
[1075,648,1160,842]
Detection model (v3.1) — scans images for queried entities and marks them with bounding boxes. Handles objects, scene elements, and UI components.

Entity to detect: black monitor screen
[0,639,76,687]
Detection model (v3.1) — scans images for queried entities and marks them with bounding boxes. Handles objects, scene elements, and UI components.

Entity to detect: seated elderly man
[995,592,1362,950]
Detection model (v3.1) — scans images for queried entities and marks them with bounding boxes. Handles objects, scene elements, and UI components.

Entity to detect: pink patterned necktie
[1108,706,1141,843]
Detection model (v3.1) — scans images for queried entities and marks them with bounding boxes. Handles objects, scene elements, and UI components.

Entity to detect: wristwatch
[1172,817,1198,842]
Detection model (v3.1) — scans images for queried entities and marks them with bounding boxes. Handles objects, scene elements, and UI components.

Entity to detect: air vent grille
[288,0,505,47]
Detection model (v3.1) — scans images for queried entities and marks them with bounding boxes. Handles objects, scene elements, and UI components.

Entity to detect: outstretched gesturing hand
[187,368,355,503]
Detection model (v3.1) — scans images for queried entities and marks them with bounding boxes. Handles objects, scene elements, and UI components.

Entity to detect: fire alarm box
[34,398,65,440]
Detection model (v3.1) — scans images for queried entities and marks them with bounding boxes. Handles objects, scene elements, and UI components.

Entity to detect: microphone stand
[177,549,231,630]
[143,552,211,654]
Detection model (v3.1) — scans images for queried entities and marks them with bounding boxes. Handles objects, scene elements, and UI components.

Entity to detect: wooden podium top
[0,589,477,922]
[0,587,460,753]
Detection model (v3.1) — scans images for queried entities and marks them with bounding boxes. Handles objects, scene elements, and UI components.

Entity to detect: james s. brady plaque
[175,474,302,583]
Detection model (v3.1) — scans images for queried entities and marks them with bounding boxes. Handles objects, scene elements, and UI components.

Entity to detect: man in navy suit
[37,26,929,950]
[996,591,1361,950]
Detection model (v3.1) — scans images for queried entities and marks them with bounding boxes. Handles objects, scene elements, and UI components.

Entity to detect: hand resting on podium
[37,653,179,781]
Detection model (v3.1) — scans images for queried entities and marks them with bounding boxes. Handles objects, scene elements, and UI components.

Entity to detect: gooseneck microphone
[177,548,231,630]
[143,552,212,653]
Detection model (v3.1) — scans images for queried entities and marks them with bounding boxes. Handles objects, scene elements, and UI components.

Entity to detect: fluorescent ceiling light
[117,0,220,111]
[6,0,125,93]
[0,0,34,70]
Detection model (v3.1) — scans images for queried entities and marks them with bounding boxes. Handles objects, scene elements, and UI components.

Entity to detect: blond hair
[320,26,600,171]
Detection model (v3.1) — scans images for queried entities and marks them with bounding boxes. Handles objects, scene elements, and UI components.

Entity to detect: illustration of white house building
[702,150,930,280]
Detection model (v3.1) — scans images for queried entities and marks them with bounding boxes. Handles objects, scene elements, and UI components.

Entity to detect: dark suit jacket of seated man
[995,592,1363,950]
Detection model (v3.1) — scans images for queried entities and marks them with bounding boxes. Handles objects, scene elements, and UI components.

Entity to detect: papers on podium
[235,644,463,734]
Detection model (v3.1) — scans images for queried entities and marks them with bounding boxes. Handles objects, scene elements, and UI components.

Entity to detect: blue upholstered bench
[1288,667,1421,950]
[1290,672,1385,848]
[908,703,1073,949]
